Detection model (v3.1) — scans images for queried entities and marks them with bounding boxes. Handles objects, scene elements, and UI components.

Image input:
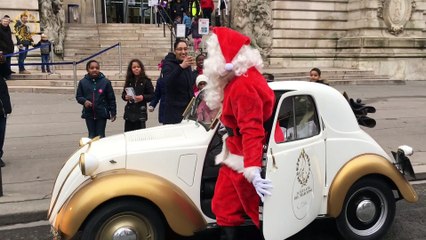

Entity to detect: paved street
[0,80,425,239]
[0,182,425,239]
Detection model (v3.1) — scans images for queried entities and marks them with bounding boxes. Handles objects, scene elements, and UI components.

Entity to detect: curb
[0,199,50,227]
[0,210,47,227]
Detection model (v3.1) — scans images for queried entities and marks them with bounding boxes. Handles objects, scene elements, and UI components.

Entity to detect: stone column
[230,0,273,64]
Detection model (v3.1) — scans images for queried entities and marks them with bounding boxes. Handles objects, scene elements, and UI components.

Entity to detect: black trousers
[85,118,107,138]
[124,120,146,132]
[0,116,6,159]
[202,8,213,23]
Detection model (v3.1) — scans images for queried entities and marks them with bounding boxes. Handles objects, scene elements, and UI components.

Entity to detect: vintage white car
[48,81,418,240]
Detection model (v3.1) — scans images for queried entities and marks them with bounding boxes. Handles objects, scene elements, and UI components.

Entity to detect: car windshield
[183,90,221,130]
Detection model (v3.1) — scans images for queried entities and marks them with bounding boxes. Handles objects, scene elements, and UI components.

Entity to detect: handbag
[123,104,147,122]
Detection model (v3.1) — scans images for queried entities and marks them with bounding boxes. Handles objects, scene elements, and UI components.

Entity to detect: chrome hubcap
[356,199,376,223]
[112,227,137,240]
[98,213,154,240]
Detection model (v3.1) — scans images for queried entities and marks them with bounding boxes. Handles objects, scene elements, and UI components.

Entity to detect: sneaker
[19,70,31,74]
[0,159,5,167]
[42,70,46,73]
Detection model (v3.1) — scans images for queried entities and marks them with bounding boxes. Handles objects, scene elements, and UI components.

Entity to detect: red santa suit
[208,27,275,228]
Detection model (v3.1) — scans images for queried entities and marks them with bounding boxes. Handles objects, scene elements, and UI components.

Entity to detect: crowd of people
[74,38,210,138]
[0,13,53,78]
[158,0,215,25]
[1,23,332,240]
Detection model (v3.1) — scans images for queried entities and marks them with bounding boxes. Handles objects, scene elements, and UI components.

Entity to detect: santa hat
[212,27,250,71]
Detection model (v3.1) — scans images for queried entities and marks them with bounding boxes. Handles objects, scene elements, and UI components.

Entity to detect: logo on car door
[293,149,314,219]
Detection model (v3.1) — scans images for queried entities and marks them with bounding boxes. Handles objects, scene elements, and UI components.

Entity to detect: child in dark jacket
[76,60,117,138]
[34,34,52,73]
[122,59,154,132]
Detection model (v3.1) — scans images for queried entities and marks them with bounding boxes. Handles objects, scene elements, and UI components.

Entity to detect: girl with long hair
[122,59,154,132]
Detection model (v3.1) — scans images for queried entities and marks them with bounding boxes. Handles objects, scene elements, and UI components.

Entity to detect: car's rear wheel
[81,199,166,240]
[336,177,396,240]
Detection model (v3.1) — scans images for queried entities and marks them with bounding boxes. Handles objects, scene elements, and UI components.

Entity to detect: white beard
[203,34,264,110]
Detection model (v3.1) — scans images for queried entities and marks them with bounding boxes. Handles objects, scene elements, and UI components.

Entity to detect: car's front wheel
[81,199,166,240]
[336,177,396,240]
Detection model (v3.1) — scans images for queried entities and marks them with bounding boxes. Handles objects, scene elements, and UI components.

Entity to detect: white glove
[252,168,273,202]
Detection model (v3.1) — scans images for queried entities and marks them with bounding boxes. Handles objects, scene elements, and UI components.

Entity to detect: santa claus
[203,27,275,240]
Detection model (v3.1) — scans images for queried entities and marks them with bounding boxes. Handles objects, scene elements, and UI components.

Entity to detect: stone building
[1,0,425,80]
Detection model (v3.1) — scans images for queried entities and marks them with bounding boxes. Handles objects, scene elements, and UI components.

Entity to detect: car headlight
[79,152,99,176]
[392,145,416,179]
[398,145,413,156]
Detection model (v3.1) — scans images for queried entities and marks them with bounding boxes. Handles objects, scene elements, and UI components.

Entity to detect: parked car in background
[48,81,418,240]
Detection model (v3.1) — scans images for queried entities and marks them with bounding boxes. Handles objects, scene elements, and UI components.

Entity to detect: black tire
[81,198,166,240]
[336,177,396,240]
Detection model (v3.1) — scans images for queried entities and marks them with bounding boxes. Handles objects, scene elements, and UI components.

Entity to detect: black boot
[220,226,239,240]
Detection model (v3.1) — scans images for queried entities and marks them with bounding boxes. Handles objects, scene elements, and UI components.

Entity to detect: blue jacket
[76,73,117,119]
[149,77,166,124]
[183,15,191,29]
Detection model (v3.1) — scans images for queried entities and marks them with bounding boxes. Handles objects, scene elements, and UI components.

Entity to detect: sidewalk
[0,82,425,227]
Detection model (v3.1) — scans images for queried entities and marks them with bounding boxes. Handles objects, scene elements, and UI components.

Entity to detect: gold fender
[328,154,418,218]
[55,169,206,239]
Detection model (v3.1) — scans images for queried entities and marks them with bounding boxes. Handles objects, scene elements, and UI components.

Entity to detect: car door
[262,92,326,240]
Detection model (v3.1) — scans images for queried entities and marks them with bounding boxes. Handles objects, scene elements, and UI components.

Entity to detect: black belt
[225,126,241,136]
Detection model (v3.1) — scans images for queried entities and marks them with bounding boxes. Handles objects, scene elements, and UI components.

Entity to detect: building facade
[2,0,426,80]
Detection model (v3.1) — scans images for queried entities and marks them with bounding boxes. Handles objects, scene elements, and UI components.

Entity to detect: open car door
[262,92,326,240]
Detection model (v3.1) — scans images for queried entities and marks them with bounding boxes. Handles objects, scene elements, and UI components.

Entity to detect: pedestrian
[171,0,185,22]
[148,76,166,124]
[196,74,217,123]
[310,67,329,85]
[194,73,207,96]
[122,59,154,132]
[14,12,34,74]
[204,27,274,240]
[0,56,12,167]
[76,60,117,138]
[173,15,182,40]
[33,34,52,73]
[191,17,202,52]
[193,53,205,77]
[200,0,214,23]
[182,11,192,37]
[217,0,230,27]
[161,39,195,124]
[192,53,205,93]
[189,0,202,18]
[0,15,14,79]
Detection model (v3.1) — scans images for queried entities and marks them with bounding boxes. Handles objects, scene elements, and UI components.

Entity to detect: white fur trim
[225,63,233,71]
[243,166,261,182]
[222,153,244,172]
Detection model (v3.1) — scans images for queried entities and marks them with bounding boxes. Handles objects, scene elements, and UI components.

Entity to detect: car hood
[124,120,214,151]
[49,120,215,224]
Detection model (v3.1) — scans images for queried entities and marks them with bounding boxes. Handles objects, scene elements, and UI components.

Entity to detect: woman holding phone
[161,39,196,124]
